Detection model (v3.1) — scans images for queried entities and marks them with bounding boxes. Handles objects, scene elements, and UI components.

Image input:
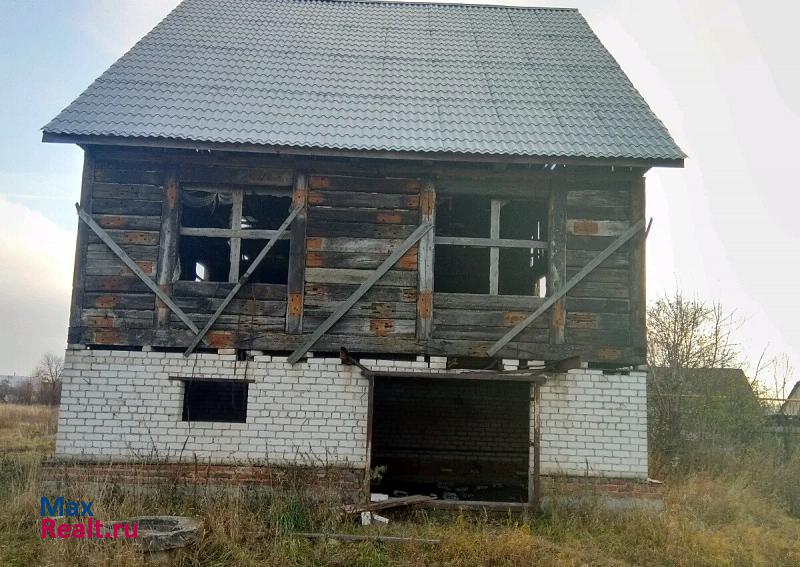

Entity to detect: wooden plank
[304,317,416,337]
[88,229,160,246]
[155,169,181,328]
[343,494,435,514]
[183,206,301,356]
[433,292,542,311]
[310,207,419,225]
[434,236,548,249]
[92,182,162,201]
[307,220,416,239]
[173,281,287,300]
[308,175,421,194]
[306,250,418,271]
[94,214,162,231]
[305,284,416,304]
[305,268,416,287]
[76,204,202,336]
[308,190,419,209]
[85,293,155,310]
[417,180,435,340]
[91,198,162,216]
[178,164,293,186]
[287,222,433,364]
[179,227,289,239]
[292,533,440,545]
[629,177,647,354]
[548,188,567,345]
[489,199,502,295]
[68,151,95,344]
[286,173,308,334]
[228,190,243,282]
[307,237,403,255]
[434,309,548,328]
[487,219,645,357]
[567,219,630,237]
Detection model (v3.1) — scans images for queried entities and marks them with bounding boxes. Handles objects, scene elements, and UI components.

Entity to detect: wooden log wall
[303,174,421,347]
[69,145,646,364]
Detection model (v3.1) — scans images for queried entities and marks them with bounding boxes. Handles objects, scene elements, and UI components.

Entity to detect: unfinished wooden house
[43,0,683,505]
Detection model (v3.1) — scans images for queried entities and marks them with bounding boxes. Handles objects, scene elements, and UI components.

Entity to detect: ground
[0,403,799,566]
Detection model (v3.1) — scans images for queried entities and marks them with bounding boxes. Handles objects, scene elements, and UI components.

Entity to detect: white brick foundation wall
[58,350,648,480]
[57,349,369,466]
[537,368,648,479]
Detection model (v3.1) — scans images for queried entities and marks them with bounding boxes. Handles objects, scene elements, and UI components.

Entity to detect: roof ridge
[273,0,579,11]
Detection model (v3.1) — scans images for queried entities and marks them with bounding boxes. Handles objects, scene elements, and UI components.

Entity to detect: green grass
[0,404,798,566]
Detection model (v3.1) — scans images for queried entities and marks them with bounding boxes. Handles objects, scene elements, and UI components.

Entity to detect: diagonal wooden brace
[487,218,647,357]
[183,206,302,356]
[287,222,433,364]
[75,204,204,339]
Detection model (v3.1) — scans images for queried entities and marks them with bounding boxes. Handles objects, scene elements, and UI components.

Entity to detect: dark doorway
[370,377,530,502]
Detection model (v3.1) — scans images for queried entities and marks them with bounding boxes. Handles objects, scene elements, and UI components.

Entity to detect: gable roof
[43,0,685,163]
[782,381,800,416]
[648,367,758,402]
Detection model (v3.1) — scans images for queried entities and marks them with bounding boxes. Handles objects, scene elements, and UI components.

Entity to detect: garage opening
[370,377,531,502]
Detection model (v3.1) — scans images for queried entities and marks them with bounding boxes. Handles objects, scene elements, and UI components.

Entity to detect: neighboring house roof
[782,381,800,416]
[648,367,759,402]
[43,0,684,163]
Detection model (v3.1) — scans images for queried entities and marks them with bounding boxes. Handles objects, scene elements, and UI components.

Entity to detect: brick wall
[537,368,648,479]
[57,349,369,466]
[58,350,649,482]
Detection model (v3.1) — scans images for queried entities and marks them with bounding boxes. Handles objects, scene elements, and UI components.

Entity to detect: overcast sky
[0,0,797,392]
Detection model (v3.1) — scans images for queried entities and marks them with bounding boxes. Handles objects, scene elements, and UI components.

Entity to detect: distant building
[782,382,800,416]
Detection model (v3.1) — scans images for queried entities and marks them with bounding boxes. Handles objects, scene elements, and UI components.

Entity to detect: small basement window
[435,196,548,295]
[179,187,292,283]
[181,380,249,423]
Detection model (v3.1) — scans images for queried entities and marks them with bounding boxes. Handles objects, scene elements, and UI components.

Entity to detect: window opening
[181,379,248,423]
[434,196,548,295]
[178,187,292,283]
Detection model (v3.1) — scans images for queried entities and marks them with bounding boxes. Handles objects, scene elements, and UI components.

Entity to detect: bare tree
[31,353,64,406]
[647,291,744,460]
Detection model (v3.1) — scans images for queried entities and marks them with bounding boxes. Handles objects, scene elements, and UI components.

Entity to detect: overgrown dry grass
[0,403,57,455]
[0,404,798,566]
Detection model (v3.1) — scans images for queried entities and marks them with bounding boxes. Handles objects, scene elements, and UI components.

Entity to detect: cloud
[0,196,74,375]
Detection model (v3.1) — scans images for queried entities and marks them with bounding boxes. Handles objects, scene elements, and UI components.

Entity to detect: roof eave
[41,132,685,169]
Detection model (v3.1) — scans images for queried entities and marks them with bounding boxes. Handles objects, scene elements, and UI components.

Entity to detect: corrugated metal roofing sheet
[43,0,685,161]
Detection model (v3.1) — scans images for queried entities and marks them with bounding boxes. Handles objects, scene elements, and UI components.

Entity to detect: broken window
[434,196,548,295]
[178,187,292,283]
[181,379,248,423]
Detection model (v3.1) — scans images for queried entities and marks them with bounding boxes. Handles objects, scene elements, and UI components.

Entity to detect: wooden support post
[489,199,504,295]
[184,206,301,356]
[416,179,435,340]
[629,177,647,359]
[530,382,542,512]
[286,173,308,334]
[547,188,567,345]
[288,222,433,364]
[228,190,243,282]
[155,168,181,328]
[68,151,94,345]
[488,219,645,357]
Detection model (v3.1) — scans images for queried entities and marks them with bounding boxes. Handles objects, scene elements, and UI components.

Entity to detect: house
[43,0,683,506]
[782,382,800,416]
